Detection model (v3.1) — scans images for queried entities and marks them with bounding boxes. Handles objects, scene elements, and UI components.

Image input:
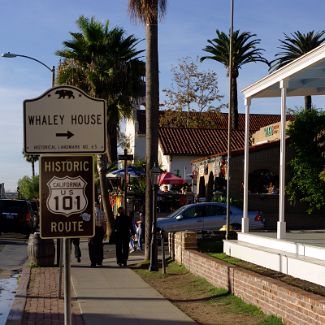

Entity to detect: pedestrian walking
[114,207,135,267]
[88,201,107,267]
[129,234,136,253]
[72,238,81,262]
[135,212,144,251]
[129,211,137,253]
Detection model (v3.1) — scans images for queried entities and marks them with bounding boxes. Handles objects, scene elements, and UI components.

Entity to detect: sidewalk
[7,240,196,324]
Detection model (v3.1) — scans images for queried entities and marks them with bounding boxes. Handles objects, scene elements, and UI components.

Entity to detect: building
[192,120,325,229]
[124,109,286,184]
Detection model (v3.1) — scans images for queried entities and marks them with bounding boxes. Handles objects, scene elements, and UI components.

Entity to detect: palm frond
[201,29,269,70]
[128,0,167,23]
[269,30,325,72]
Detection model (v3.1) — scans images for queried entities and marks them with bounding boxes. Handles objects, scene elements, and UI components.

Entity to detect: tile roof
[192,137,283,163]
[159,127,249,156]
[135,109,293,156]
[136,109,290,134]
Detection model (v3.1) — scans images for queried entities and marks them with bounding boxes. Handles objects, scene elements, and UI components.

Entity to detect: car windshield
[0,200,28,213]
[167,206,187,219]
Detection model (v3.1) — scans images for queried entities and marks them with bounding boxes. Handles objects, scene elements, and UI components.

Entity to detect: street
[0,233,28,324]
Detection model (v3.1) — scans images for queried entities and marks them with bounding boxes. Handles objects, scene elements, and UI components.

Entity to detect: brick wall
[171,232,325,325]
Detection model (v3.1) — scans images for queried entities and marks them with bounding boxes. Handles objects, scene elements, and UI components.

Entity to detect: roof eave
[242,43,325,99]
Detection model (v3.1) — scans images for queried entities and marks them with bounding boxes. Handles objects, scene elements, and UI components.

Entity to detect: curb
[6,265,31,325]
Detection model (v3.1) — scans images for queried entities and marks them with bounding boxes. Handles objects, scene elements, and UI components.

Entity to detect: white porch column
[242,97,251,233]
[277,79,288,239]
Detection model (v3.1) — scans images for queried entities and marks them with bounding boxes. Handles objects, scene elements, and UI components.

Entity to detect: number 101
[54,196,81,211]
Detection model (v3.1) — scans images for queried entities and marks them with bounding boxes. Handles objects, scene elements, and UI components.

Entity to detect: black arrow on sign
[56,131,74,139]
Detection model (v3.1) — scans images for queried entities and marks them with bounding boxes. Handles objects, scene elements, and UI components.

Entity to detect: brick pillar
[181,231,197,250]
[168,232,175,260]
[170,231,198,264]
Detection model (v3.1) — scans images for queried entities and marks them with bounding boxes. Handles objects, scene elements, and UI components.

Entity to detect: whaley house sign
[24,85,106,154]
[24,86,106,238]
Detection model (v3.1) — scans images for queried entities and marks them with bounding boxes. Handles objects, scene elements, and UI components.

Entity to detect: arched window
[198,176,206,198]
[206,172,214,201]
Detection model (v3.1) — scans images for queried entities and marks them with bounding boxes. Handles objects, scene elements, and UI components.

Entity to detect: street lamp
[1,52,55,87]
[2,52,60,266]
[149,162,161,272]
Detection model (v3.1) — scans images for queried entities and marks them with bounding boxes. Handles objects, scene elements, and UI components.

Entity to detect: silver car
[156,202,264,233]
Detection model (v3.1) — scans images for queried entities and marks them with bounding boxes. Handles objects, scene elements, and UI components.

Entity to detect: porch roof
[241,43,325,239]
[242,43,325,99]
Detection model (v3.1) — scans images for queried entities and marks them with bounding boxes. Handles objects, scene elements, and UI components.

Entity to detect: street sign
[118,148,134,161]
[24,85,106,154]
[118,154,134,160]
[40,155,94,239]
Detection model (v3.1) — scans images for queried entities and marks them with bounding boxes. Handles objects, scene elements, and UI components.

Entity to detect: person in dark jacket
[88,201,107,267]
[72,238,81,262]
[114,207,135,267]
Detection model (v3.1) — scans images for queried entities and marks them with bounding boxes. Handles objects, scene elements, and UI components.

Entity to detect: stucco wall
[134,134,146,161]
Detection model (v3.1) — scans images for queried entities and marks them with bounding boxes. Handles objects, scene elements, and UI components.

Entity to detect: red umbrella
[158,172,186,186]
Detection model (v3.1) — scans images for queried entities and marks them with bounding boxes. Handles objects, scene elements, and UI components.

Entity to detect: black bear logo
[55,89,75,99]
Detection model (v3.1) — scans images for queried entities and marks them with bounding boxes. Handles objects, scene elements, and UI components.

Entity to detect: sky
[0,0,325,191]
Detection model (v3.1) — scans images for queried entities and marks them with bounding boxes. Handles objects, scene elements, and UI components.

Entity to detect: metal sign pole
[64,238,71,325]
[58,238,63,298]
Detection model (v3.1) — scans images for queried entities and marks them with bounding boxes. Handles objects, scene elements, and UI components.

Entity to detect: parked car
[156,202,264,233]
[0,199,34,235]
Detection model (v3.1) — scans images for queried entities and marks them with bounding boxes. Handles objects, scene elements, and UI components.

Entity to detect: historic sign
[40,155,94,238]
[24,85,106,154]
[46,176,88,217]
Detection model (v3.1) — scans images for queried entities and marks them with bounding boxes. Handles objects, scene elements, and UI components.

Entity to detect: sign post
[118,149,133,214]
[25,85,106,325]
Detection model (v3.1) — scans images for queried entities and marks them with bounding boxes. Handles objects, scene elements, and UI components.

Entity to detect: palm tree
[56,17,145,161]
[128,0,167,260]
[201,30,268,130]
[23,152,39,177]
[269,30,325,110]
[56,16,145,237]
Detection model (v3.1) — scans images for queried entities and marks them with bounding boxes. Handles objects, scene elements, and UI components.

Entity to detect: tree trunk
[97,154,115,238]
[107,119,118,163]
[144,18,160,261]
[95,94,116,240]
[95,92,117,239]
[231,76,238,131]
[304,95,312,111]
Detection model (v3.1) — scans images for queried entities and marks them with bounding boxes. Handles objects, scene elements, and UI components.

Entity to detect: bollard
[27,232,55,267]
[161,230,166,274]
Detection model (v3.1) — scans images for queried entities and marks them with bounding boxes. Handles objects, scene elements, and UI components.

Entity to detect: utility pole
[226,0,234,240]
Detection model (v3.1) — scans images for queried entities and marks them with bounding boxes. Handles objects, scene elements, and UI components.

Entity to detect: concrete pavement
[7,239,196,324]
[72,240,196,324]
